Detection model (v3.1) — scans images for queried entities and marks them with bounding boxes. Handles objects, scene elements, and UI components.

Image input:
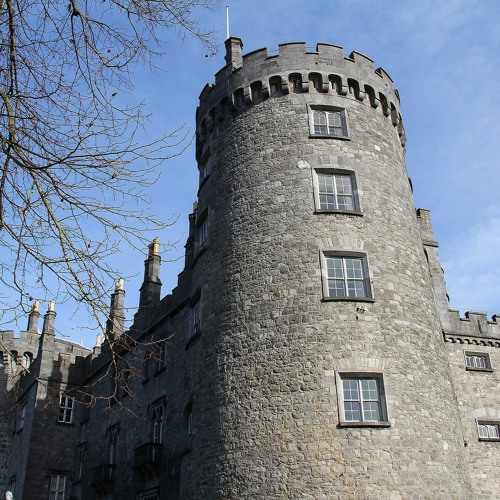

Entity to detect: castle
[1,38,499,499]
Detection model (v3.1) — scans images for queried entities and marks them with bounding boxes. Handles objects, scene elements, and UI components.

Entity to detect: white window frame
[313,169,360,213]
[321,252,372,300]
[477,421,500,441]
[58,394,74,424]
[336,372,390,427]
[309,106,348,138]
[49,473,67,500]
[464,352,493,372]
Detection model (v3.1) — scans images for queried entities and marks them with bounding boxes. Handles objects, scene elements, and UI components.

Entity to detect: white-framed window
[337,373,389,425]
[58,394,74,424]
[49,473,67,500]
[477,421,500,441]
[465,352,492,371]
[310,107,348,137]
[315,170,358,212]
[322,254,372,299]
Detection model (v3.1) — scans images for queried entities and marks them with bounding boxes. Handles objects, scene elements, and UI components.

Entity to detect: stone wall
[179,39,472,498]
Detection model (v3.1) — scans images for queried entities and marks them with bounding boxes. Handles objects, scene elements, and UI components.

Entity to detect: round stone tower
[182,38,472,498]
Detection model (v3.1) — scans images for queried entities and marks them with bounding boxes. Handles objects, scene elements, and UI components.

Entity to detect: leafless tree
[0,0,218,329]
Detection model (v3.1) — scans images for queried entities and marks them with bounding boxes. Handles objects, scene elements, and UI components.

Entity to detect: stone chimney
[42,301,56,335]
[106,278,126,341]
[27,300,41,332]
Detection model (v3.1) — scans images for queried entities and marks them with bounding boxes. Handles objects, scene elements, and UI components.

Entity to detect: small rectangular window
[323,254,372,299]
[465,352,492,372]
[58,394,74,424]
[199,218,209,251]
[17,402,27,431]
[49,474,67,500]
[77,444,87,482]
[107,425,119,465]
[338,373,389,426]
[477,421,500,441]
[193,300,202,335]
[314,170,361,214]
[150,399,165,445]
[310,106,348,138]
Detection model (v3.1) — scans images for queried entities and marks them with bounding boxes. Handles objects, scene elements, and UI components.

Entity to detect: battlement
[444,310,500,346]
[196,38,405,160]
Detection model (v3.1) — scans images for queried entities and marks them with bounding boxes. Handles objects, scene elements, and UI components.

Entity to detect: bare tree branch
[0,0,219,329]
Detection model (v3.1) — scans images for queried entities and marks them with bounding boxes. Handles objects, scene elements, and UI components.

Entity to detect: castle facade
[1,38,499,499]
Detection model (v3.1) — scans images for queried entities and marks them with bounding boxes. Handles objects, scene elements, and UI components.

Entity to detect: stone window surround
[308,104,349,139]
[312,166,363,216]
[320,250,374,302]
[476,420,500,441]
[335,370,390,427]
[464,351,493,372]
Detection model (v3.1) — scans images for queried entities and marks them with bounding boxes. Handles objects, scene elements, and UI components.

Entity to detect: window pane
[361,379,379,401]
[336,175,352,194]
[326,258,344,278]
[345,259,363,279]
[342,379,359,400]
[318,174,335,193]
[320,194,337,209]
[337,195,353,211]
[328,280,346,297]
[488,425,499,439]
[478,424,489,439]
[362,401,381,421]
[344,401,361,421]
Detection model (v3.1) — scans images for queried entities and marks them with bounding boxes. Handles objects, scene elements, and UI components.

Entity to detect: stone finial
[116,278,124,291]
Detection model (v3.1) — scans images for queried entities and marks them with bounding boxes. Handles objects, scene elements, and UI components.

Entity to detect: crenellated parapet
[444,310,500,347]
[196,38,405,161]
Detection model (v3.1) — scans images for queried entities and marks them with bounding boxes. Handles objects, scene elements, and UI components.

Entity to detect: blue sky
[9,0,500,346]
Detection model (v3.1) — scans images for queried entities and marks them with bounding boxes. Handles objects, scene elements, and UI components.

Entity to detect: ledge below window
[315,209,363,216]
[322,297,375,303]
[310,134,351,141]
[339,421,391,428]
